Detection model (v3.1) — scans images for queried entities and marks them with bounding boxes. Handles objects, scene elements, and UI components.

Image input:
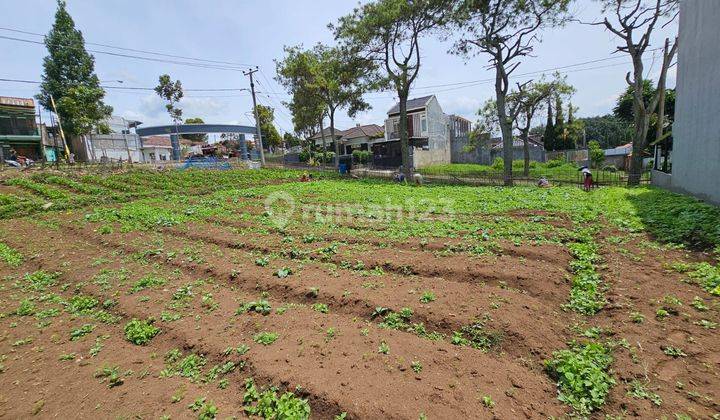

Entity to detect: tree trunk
[627,55,648,186]
[495,72,513,186]
[522,129,530,177]
[329,111,340,169]
[398,90,412,179]
[319,118,327,170]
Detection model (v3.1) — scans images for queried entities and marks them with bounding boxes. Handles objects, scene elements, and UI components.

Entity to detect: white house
[140,136,173,162]
[382,95,470,168]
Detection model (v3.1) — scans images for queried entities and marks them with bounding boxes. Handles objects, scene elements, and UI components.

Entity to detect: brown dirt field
[0,198,718,419]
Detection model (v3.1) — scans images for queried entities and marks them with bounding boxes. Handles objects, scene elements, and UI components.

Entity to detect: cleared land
[0,167,718,419]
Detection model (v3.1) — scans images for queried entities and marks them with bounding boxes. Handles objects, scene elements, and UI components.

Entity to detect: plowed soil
[0,171,718,419]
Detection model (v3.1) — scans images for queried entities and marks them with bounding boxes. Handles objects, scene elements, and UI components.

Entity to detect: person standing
[580,166,593,191]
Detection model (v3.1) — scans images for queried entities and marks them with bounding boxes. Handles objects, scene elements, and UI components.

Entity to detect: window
[391,118,400,136]
[149,152,156,161]
[160,154,167,161]
[421,114,427,133]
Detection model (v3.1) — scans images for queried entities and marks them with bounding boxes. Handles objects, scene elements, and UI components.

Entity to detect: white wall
[667,0,720,205]
[142,147,172,162]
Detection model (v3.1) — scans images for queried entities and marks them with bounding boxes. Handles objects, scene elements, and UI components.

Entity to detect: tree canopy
[277,42,377,166]
[154,74,183,125]
[613,79,676,145]
[450,0,573,184]
[254,104,282,148]
[333,0,450,175]
[37,0,112,136]
[181,117,208,143]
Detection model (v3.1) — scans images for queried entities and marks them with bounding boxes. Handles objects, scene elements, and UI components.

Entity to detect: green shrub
[124,318,160,345]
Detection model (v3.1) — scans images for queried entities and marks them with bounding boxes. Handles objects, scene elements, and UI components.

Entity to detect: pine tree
[553,95,566,150]
[543,99,555,151]
[37,0,112,137]
[566,101,578,149]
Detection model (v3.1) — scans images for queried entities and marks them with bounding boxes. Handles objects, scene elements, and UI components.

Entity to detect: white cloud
[440,96,482,120]
[118,94,228,126]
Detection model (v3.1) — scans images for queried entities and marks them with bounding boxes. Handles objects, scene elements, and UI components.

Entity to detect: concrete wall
[73,134,142,163]
[490,145,545,163]
[665,0,720,205]
[413,147,450,168]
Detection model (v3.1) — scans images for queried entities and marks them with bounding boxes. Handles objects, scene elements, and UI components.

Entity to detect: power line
[410,48,662,91]
[0,77,247,92]
[0,34,248,72]
[0,26,253,67]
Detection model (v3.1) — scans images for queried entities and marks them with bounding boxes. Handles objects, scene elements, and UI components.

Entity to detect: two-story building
[0,96,44,161]
[381,95,471,168]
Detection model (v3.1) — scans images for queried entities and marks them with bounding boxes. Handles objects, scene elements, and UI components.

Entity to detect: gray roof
[309,127,345,140]
[387,95,434,116]
[341,124,384,140]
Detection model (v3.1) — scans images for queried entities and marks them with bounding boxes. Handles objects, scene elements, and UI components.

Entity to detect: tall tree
[553,95,566,149]
[543,100,556,151]
[588,0,678,185]
[333,0,450,178]
[37,0,112,138]
[154,74,183,158]
[182,117,207,143]
[613,79,675,144]
[476,76,572,175]
[276,44,376,168]
[564,102,585,149]
[451,0,572,185]
[579,115,633,149]
[154,74,183,125]
[512,77,573,175]
[254,104,282,150]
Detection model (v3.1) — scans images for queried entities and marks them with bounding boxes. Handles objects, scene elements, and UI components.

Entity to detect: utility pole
[243,66,265,165]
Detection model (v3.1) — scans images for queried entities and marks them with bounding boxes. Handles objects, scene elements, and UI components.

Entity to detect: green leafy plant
[311,303,329,314]
[662,346,686,358]
[124,318,160,345]
[274,267,293,278]
[16,299,35,316]
[627,379,662,406]
[243,378,310,419]
[255,256,269,267]
[419,291,436,303]
[94,365,123,388]
[411,360,423,373]
[545,342,615,415]
[0,243,23,267]
[690,296,708,311]
[188,397,218,420]
[129,275,166,293]
[630,312,645,323]
[70,324,95,341]
[253,332,279,346]
[378,341,389,354]
[238,300,272,316]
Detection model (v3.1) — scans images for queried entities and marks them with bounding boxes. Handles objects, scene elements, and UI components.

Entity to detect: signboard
[0,96,35,108]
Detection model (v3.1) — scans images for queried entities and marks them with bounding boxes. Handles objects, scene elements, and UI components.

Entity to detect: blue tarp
[179,156,231,170]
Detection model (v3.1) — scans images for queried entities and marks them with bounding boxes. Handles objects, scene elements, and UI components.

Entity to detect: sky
[0,0,679,137]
